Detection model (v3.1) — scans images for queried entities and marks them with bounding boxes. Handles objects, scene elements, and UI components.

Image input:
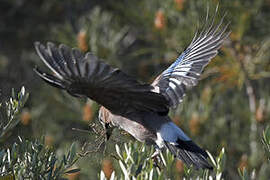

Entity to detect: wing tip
[164,140,213,170]
[34,41,43,56]
[33,66,66,90]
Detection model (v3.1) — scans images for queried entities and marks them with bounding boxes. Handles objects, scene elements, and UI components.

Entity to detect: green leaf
[65,168,80,174]
[207,151,216,167]
[263,126,270,143]
[0,173,15,180]
[68,142,76,164]
[119,160,129,178]
[11,88,15,99]
[115,144,122,160]
[100,171,106,180]
[110,171,116,180]
[238,167,249,180]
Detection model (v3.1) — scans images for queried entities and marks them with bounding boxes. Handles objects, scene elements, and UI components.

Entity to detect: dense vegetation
[0,0,270,179]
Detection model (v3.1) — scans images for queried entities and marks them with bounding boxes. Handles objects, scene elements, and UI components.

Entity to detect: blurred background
[0,0,270,179]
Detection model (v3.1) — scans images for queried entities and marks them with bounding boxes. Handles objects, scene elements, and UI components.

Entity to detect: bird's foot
[150,148,166,170]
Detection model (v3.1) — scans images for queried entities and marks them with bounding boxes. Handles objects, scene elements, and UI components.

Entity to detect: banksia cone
[102,159,114,179]
[238,154,248,172]
[20,110,31,125]
[189,112,200,135]
[172,115,181,126]
[256,99,265,123]
[82,102,93,122]
[45,134,54,147]
[174,0,185,10]
[201,86,212,104]
[175,159,184,174]
[77,30,88,52]
[138,62,148,78]
[154,10,166,30]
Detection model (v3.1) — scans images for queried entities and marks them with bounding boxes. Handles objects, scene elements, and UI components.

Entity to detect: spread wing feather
[152,8,230,108]
[34,42,169,116]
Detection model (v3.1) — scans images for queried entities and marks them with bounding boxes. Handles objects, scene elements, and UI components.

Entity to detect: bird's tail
[164,139,213,170]
[158,122,213,170]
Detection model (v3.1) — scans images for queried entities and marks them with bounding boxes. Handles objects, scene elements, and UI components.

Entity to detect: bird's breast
[111,114,156,143]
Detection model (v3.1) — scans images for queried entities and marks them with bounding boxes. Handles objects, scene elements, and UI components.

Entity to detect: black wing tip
[59,43,69,50]
[34,41,40,47]
[38,41,81,54]
[165,140,213,170]
[33,66,66,90]
[34,41,59,51]
[33,66,43,76]
[206,163,214,170]
[176,139,209,157]
[34,41,42,53]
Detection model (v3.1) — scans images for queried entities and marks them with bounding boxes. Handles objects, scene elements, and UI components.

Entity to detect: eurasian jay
[34,9,229,170]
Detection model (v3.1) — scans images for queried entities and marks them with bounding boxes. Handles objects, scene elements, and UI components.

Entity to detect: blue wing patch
[164,48,191,75]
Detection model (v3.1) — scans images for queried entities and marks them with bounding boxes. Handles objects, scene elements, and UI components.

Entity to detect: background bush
[0,0,270,179]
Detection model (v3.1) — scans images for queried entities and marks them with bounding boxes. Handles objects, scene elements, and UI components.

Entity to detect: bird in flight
[34,8,229,170]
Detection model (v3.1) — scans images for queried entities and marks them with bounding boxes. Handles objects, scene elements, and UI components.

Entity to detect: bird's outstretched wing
[34,42,169,116]
[152,8,230,108]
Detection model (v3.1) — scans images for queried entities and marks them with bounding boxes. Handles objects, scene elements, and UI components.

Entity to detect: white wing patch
[151,10,230,109]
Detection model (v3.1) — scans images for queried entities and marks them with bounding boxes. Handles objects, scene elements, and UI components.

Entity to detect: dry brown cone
[172,116,181,127]
[256,107,264,123]
[201,86,212,104]
[230,32,240,42]
[189,112,201,135]
[20,110,31,125]
[138,61,148,78]
[77,30,88,52]
[45,134,54,147]
[174,0,185,11]
[102,159,114,179]
[256,99,266,123]
[238,154,248,172]
[82,102,93,122]
[154,10,166,30]
[175,159,184,174]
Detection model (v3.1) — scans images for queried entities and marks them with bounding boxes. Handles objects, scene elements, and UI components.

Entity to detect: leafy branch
[0,137,80,179]
[0,87,29,143]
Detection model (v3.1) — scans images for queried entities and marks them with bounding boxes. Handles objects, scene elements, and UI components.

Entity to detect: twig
[71,128,91,134]
[229,44,257,159]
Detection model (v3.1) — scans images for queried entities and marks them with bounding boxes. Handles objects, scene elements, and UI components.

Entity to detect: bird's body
[99,106,212,169]
[99,106,156,143]
[34,7,230,170]
[99,106,169,144]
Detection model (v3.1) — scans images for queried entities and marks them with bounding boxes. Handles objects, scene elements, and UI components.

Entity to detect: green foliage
[0,137,79,179]
[1,0,270,179]
[0,87,29,143]
[99,142,228,180]
[0,88,80,179]
[262,126,270,161]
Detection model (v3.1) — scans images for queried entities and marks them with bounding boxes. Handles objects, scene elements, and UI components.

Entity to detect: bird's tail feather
[164,139,213,170]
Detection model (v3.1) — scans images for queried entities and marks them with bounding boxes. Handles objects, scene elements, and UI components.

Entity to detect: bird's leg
[151,147,161,159]
[104,122,114,141]
[99,122,114,154]
[150,146,166,169]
